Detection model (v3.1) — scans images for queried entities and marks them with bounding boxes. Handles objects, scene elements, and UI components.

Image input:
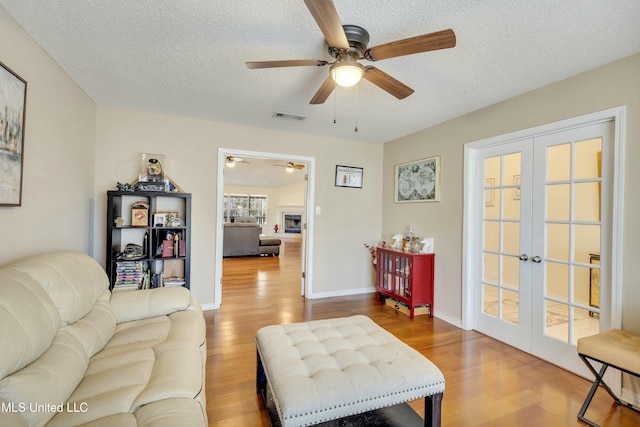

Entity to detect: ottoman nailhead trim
[284,382,445,420]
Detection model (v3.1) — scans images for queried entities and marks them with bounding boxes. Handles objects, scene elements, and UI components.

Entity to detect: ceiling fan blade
[310,76,337,104]
[246,59,328,69]
[365,29,456,61]
[304,0,349,50]
[363,66,414,99]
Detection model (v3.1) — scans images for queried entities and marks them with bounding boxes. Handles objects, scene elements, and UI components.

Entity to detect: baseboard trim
[307,287,376,299]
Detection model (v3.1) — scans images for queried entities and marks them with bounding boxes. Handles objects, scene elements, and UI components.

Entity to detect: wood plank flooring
[205,239,639,426]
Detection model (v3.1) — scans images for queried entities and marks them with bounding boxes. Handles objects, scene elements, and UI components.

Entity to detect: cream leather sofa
[0,251,207,427]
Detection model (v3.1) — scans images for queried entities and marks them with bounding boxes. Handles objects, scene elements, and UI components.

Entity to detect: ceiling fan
[225,156,250,167]
[273,161,305,172]
[246,0,456,104]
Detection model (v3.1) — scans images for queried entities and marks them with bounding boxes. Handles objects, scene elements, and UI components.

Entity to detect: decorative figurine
[420,238,434,254]
[116,182,134,191]
[392,234,404,250]
[274,224,279,233]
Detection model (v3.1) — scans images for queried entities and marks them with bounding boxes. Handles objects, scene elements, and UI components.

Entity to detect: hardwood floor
[205,240,639,426]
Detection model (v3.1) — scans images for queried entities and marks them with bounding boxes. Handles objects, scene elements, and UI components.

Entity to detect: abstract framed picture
[394,156,440,203]
[0,61,27,206]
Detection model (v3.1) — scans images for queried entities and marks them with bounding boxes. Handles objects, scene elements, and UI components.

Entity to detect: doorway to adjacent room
[214,149,315,308]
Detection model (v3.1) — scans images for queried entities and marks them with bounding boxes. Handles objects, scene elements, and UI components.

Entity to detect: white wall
[382,53,640,334]
[94,107,383,305]
[0,8,97,265]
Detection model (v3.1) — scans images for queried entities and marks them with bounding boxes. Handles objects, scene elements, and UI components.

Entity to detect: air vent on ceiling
[272,112,307,121]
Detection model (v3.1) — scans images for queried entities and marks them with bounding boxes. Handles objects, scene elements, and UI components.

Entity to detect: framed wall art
[0,61,27,206]
[394,156,440,203]
[335,165,363,189]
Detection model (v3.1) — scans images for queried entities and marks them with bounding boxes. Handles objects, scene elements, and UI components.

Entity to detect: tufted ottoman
[256,315,445,426]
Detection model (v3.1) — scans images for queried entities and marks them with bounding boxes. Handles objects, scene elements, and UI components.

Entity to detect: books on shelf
[113,261,147,291]
[112,260,185,290]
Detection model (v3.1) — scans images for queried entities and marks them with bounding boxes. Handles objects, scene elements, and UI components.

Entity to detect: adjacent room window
[224,194,267,224]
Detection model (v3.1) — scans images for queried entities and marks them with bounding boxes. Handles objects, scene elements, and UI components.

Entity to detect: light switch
[315,206,321,215]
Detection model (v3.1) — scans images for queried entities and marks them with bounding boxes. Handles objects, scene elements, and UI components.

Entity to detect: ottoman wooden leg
[424,392,443,427]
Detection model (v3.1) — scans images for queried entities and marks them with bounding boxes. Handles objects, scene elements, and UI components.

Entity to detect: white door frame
[462,106,626,334]
[213,148,315,309]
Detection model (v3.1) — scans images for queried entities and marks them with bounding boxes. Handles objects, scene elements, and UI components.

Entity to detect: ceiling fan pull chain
[333,89,337,124]
[354,85,359,132]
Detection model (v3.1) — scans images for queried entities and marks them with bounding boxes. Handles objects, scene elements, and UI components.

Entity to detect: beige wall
[382,53,640,332]
[94,107,383,305]
[0,8,97,265]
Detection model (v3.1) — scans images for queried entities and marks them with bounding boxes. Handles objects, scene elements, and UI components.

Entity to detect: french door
[473,120,612,375]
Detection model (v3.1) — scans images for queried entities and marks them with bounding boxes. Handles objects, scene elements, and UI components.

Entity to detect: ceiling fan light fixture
[330,60,365,87]
[225,157,236,167]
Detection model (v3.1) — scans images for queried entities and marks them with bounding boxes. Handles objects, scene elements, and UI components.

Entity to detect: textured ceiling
[1,0,639,144]
[223,156,306,188]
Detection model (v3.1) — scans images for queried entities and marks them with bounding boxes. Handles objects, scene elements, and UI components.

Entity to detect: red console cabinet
[375,247,435,318]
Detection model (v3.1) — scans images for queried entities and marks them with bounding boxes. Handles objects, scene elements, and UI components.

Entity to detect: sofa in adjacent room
[0,251,207,427]
[223,222,280,257]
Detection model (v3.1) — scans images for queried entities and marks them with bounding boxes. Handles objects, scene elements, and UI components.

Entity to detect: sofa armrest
[110,287,192,323]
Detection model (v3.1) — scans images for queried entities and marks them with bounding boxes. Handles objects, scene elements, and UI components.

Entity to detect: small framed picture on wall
[335,165,363,189]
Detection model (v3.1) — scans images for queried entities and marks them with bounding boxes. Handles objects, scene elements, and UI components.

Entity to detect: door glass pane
[503,188,520,220]
[502,289,519,324]
[484,183,500,219]
[575,182,600,222]
[574,265,592,306]
[546,262,569,301]
[573,307,598,345]
[547,144,570,181]
[502,222,520,254]
[484,221,499,252]
[575,138,602,180]
[485,156,501,182]
[483,284,498,318]
[502,255,520,289]
[483,253,499,283]
[546,301,569,343]
[547,184,570,221]
[503,153,522,184]
[574,224,600,264]
[546,223,569,261]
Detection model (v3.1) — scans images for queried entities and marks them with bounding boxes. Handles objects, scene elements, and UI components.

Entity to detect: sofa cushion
[0,269,61,378]
[109,287,191,324]
[0,329,89,427]
[63,290,116,358]
[45,310,206,426]
[5,251,109,326]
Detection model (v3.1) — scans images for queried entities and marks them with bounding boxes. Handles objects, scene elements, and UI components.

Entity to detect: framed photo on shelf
[0,61,27,206]
[335,165,363,188]
[153,213,167,227]
[394,156,440,203]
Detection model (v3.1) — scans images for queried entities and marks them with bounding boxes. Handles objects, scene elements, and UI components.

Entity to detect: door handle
[532,256,543,263]
[519,254,529,261]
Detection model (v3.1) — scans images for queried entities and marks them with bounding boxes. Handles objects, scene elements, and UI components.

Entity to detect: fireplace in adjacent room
[283,213,302,233]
